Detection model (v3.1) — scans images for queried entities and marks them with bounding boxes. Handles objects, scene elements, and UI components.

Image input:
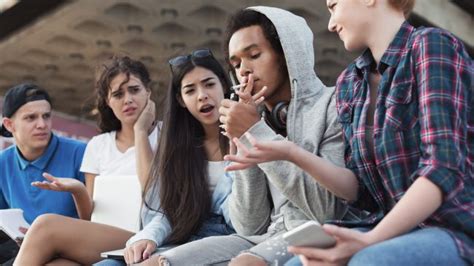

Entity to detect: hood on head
[246,6,326,100]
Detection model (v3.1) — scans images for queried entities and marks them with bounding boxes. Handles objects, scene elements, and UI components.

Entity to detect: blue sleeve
[0,190,8,209]
[76,142,87,183]
[126,209,172,247]
[212,169,234,228]
[77,171,85,183]
[0,155,10,209]
[126,187,172,247]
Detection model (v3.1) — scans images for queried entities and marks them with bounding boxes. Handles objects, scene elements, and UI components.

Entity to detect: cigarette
[231,83,247,91]
[231,84,241,90]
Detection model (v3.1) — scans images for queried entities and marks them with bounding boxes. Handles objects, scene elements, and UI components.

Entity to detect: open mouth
[200,104,214,114]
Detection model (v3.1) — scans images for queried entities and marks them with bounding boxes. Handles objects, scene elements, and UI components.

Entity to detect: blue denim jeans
[285,227,469,266]
[94,258,124,266]
[94,215,234,266]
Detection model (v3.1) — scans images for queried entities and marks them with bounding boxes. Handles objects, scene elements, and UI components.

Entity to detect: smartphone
[283,221,336,249]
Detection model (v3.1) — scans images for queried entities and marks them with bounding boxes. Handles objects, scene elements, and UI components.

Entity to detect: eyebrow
[200,77,215,83]
[22,110,51,117]
[229,44,259,61]
[111,84,139,93]
[127,85,141,90]
[182,76,216,89]
[110,88,122,94]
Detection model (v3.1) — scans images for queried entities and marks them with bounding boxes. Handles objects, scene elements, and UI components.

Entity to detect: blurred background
[1,0,473,148]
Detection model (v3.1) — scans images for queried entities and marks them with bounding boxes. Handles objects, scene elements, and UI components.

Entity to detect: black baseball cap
[0,83,51,137]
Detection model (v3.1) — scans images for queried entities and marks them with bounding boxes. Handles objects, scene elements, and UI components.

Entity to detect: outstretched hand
[224,132,295,171]
[288,224,374,266]
[31,173,84,194]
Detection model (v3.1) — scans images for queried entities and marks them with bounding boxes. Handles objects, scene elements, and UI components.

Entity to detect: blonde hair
[388,0,415,17]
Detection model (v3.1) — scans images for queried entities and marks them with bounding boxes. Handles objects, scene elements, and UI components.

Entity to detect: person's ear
[2,117,14,134]
[176,94,186,108]
[362,0,375,7]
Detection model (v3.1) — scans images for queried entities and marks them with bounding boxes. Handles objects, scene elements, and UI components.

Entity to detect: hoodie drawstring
[291,78,298,140]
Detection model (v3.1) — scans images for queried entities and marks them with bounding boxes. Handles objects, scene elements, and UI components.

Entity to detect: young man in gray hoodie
[134,6,347,266]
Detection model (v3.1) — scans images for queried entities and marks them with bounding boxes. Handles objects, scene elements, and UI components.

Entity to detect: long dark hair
[144,51,230,244]
[95,56,151,133]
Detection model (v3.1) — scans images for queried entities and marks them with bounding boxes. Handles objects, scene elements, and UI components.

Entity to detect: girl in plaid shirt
[225,0,473,265]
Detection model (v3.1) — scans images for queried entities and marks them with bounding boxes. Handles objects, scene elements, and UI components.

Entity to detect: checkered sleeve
[411,28,473,200]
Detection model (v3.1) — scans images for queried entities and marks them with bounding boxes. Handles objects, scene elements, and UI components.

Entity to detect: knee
[348,247,379,266]
[229,254,266,266]
[26,214,64,238]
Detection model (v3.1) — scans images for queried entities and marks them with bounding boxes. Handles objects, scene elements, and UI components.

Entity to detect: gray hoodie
[228,6,347,240]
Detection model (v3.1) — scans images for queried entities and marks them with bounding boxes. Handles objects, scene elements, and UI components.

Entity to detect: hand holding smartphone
[283,221,336,249]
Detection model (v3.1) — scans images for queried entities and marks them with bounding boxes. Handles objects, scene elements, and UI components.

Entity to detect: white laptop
[101,246,174,260]
[91,175,142,233]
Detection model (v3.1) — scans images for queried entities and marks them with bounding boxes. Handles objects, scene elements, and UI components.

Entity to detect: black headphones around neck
[264,101,289,135]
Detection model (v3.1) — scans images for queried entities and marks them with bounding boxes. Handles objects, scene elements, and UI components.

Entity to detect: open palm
[31,172,84,194]
[224,132,295,171]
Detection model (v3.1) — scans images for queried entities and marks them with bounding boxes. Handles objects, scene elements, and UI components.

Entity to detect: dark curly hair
[223,9,284,63]
[95,56,151,133]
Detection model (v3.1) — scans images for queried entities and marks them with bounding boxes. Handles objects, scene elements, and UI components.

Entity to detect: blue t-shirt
[0,134,86,223]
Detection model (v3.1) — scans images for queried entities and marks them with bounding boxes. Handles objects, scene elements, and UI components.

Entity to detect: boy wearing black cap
[0,83,86,264]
